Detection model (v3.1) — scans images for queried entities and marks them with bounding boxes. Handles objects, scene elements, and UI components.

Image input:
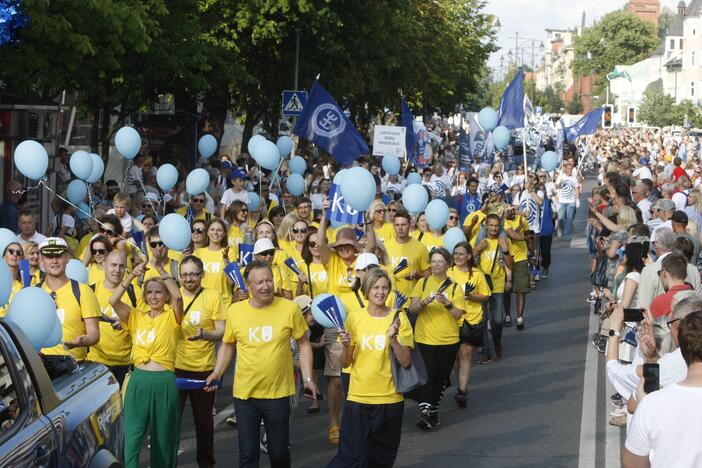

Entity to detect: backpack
[38,279,82,306]
[90,283,137,307]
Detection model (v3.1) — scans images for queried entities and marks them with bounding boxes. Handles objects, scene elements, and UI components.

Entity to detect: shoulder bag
[389,311,427,393]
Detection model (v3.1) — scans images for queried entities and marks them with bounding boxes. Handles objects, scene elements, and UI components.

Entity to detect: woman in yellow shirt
[296,230,328,298]
[109,261,183,468]
[224,200,250,253]
[413,212,444,250]
[367,199,394,244]
[20,241,42,284]
[284,219,308,292]
[186,219,208,255]
[330,269,412,467]
[82,235,111,286]
[175,256,226,468]
[408,247,466,430]
[0,243,24,316]
[194,219,233,305]
[447,242,490,408]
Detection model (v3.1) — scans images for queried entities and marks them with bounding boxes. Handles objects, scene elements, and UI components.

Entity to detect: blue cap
[222,160,233,170]
[229,168,246,180]
[639,157,649,166]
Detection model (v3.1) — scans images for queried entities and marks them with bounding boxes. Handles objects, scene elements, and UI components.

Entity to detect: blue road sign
[282,90,307,117]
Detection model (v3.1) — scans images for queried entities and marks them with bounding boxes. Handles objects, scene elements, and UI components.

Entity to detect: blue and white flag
[327,183,364,226]
[293,80,368,165]
[459,128,472,170]
[225,262,246,292]
[401,98,417,163]
[556,119,565,160]
[19,259,31,288]
[524,94,535,125]
[468,112,485,160]
[238,243,254,266]
[498,69,525,130]
[565,107,604,143]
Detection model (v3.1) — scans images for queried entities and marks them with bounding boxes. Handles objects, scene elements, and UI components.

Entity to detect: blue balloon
[276,136,294,157]
[159,213,191,251]
[157,163,179,191]
[252,140,280,171]
[286,173,305,196]
[66,179,87,204]
[333,169,347,185]
[77,202,91,221]
[115,126,141,160]
[443,227,467,254]
[69,150,93,181]
[186,168,209,196]
[340,167,376,212]
[402,184,429,214]
[86,154,104,184]
[478,107,499,132]
[247,192,261,211]
[0,229,16,255]
[66,259,89,284]
[382,155,401,176]
[406,172,422,185]
[6,287,57,350]
[493,126,511,150]
[44,316,62,349]
[311,294,347,328]
[289,155,307,175]
[14,140,48,180]
[0,260,12,307]
[247,135,265,155]
[198,134,218,159]
[425,199,449,230]
[541,151,559,172]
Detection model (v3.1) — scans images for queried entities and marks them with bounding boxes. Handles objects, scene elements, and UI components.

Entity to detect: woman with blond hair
[685,189,702,233]
[367,199,394,244]
[277,212,301,254]
[21,241,42,284]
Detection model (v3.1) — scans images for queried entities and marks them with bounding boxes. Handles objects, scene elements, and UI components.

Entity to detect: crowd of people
[581,127,702,467]
[0,122,639,467]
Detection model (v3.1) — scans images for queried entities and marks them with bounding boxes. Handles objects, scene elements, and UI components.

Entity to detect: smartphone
[643,363,660,393]
[623,308,645,322]
[303,388,324,400]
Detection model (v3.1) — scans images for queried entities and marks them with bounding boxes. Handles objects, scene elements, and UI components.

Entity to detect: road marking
[570,237,588,249]
[578,310,600,468]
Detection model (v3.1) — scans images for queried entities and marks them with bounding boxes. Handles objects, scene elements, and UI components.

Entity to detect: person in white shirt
[649,200,675,243]
[219,169,250,218]
[555,162,580,240]
[632,183,652,224]
[632,158,653,181]
[429,162,452,197]
[623,309,702,468]
[16,211,47,244]
[127,154,144,195]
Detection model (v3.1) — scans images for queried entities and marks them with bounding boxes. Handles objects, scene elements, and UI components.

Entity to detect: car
[0,319,123,467]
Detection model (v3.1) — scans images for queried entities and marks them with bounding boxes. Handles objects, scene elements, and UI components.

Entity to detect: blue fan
[394,291,408,310]
[316,295,344,329]
[284,257,301,275]
[224,262,246,292]
[393,258,408,275]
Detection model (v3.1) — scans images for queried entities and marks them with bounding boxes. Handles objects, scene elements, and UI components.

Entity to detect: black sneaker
[429,410,440,427]
[416,407,432,431]
[454,390,467,408]
[591,333,606,353]
[504,315,512,327]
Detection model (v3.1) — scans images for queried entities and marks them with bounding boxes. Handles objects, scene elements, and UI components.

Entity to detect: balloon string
[137,176,158,216]
[12,178,45,196]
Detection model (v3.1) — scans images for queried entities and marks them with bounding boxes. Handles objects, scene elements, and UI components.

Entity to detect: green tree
[638,87,678,127]
[658,10,676,41]
[566,95,584,114]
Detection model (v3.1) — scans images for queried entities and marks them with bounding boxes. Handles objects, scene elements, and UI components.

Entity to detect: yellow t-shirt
[299,261,328,298]
[193,247,232,305]
[0,280,22,317]
[176,206,214,222]
[503,216,528,263]
[87,281,143,366]
[346,309,414,404]
[383,237,430,298]
[447,266,491,325]
[41,280,102,360]
[373,223,395,244]
[324,252,357,314]
[479,237,506,294]
[418,231,444,250]
[76,232,94,260]
[176,288,226,372]
[88,263,105,286]
[463,210,487,246]
[282,245,305,293]
[128,308,180,371]
[222,297,308,399]
[410,275,465,345]
[227,225,245,251]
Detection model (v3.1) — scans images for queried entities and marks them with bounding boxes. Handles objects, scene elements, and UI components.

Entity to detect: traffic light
[603,105,613,128]
[628,107,636,125]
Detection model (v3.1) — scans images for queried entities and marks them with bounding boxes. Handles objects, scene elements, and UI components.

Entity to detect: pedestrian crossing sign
[282,90,307,117]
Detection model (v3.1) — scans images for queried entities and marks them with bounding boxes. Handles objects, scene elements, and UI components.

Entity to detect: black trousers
[414,343,459,408]
[539,235,553,268]
[176,368,216,468]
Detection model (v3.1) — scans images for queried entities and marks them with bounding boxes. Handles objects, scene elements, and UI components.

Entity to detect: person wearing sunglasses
[82,236,113,286]
[187,219,208,254]
[194,219,233,305]
[367,199,394,244]
[281,220,310,294]
[224,200,250,254]
[177,194,213,223]
[251,238,292,299]
[141,226,180,285]
[0,242,24,316]
[38,237,101,361]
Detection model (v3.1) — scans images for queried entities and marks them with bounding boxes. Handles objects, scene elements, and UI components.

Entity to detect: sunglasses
[142,203,152,208]
[6,248,22,256]
[292,227,308,234]
[388,208,398,212]
[191,198,205,204]
[100,228,116,236]
[91,248,107,255]
[667,318,681,329]
[41,251,64,259]
[258,250,275,257]
[149,241,165,248]
[448,215,459,220]
[192,228,205,234]
[375,209,387,213]
[308,241,317,248]
[180,272,202,279]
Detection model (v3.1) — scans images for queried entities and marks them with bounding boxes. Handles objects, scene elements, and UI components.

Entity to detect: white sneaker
[516,317,525,330]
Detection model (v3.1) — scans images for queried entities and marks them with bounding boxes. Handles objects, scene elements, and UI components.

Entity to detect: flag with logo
[327,183,364,226]
[469,112,485,160]
[238,243,254,266]
[555,119,565,160]
[225,262,247,292]
[401,98,417,163]
[293,80,369,165]
[565,107,604,143]
[459,127,472,170]
[497,69,525,130]
[524,94,535,126]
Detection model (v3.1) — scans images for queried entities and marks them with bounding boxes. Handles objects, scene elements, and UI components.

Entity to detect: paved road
[169,180,621,467]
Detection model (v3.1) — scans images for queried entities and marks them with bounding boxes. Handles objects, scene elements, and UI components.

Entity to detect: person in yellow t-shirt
[188,219,209,254]
[473,213,513,363]
[503,205,532,330]
[447,242,491,408]
[463,196,489,246]
[37,238,101,361]
[176,193,213,223]
[87,251,143,386]
[141,227,180,285]
[175,255,225,468]
[0,242,24,317]
[224,200,249,252]
[414,212,444,250]
[367,199,395,244]
[109,260,183,468]
[203,261,318,467]
[83,235,111,286]
[330,269,413,467]
[193,219,233,305]
[251,238,293,299]
[20,241,42,285]
[283,219,309,293]
[296,230,328,298]
[383,210,431,298]
[408,247,465,430]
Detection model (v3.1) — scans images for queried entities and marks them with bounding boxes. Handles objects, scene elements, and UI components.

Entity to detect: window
[671,39,675,49]
[691,81,695,97]
[681,38,684,49]
[0,349,22,436]
[693,51,696,66]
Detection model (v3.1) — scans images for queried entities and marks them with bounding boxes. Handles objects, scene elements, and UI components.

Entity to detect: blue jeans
[483,293,504,357]
[234,397,291,468]
[558,202,576,238]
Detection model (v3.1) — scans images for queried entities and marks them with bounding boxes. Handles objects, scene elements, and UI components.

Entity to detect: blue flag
[401,98,417,163]
[327,183,364,226]
[293,81,368,165]
[565,108,604,143]
[238,243,254,266]
[497,69,525,130]
[459,128,471,170]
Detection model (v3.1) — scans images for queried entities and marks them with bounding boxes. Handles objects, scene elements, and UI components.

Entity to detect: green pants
[124,368,181,468]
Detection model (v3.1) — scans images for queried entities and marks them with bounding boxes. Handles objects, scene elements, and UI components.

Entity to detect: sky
[485,0,681,71]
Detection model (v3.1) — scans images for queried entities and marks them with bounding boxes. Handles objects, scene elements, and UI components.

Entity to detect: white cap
[355,252,379,270]
[293,295,312,313]
[38,237,69,253]
[143,192,159,202]
[253,238,276,255]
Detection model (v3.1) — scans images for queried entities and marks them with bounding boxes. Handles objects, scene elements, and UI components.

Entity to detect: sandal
[328,426,340,445]
[307,399,320,414]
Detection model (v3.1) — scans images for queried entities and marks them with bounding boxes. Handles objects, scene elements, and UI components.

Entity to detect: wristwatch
[303,377,312,383]
[608,329,621,337]
[444,302,453,310]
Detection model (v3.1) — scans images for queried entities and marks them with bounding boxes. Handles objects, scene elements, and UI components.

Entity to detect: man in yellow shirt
[204,260,318,467]
[176,194,213,223]
[503,205,532,330]
[38,237,101,361]
[383,209,430,298]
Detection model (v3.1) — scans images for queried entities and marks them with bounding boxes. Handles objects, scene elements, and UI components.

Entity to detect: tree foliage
[638,88,702,127]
